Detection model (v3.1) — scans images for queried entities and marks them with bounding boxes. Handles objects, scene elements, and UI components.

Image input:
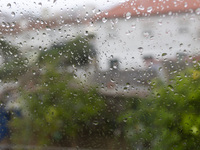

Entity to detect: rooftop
[95,0,200,19]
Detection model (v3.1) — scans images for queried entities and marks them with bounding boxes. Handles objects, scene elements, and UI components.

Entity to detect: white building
[93,0,200,71]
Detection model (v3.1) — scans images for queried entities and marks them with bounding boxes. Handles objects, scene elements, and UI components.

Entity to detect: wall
[94,13,200,71]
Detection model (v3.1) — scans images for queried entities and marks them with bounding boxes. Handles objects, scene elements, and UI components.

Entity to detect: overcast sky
[0,0,124,17]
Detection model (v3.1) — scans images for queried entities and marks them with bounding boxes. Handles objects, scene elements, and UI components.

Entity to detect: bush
[119,67,200,149]
[10,68,106,146]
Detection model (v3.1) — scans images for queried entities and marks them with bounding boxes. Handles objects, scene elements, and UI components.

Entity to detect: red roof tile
[96,0,200,19]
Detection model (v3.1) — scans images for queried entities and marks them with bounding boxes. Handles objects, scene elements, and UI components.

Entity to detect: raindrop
[184,2,188,8]
[33,71,36,75]
[158,19,162,25]
[123,118,128,122]
[59,51,62,56]
[7,3,11,8]
[2,22,6,27]
[138,5,144,10]
[147,7,153,13]
[131,23,136,29]
[73,74,77,78]
[92,8,96,13]
[138,47,143,50]
[93,121,99,125]
[76,18,81,23]
[143,31,150,37]
[38,2,42,6]
[195,8,200,15]
[110,78,115,82]
[168,11,172,16]
[168,85,174,91]
[85,30,88,36]
[162,53,167,56]
[157,93,160,97]
[102,17,107,23]
[113,65,117,69]
[11,12,15,17]
[11,22,16,27]
[126,12,131,19]
[85,12,89,16]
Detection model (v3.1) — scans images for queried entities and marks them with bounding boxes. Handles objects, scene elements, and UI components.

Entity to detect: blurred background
[0,0,200,149]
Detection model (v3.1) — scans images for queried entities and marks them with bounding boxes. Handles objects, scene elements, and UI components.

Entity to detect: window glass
[0,0,200,149]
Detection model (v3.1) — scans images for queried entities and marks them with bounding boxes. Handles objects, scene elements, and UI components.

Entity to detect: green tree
[119,67,200,150]
[0,40,28,81]
[38,35,96,67]
[10,68,106,146]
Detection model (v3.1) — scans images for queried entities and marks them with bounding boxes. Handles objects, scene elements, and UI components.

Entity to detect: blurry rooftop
[95,0,200,19]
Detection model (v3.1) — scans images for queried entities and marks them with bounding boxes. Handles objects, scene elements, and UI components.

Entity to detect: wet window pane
[0,0,200,149]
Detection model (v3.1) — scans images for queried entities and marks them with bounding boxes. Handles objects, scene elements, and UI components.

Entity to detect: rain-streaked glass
[0,0,199,149]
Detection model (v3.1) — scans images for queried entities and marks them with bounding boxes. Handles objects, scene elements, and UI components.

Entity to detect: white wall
[94,13,200,70]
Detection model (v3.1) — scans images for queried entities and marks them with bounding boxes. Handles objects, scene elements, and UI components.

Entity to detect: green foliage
[10,68,106,146]
[119,68,200,149]
[8,35,108,147]
[0,40,28,81]
[38,35,96,67]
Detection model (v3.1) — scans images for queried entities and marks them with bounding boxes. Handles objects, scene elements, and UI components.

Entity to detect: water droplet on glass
[93,121,99,125]
[110,78,115,83]
[138,47,143,54]
[7,3,11,8]
[113,65,117,69]
[38,2,42,6]
[92,8,96,13]
[158,19,162,25]
[59,51,62,56]
[131,23,136,29]
[143,31,150,37]
[157,93,160,97]
[168,11,172,15]
[2,22,6,27]
[73,74,77,78]
[76,18,81,23]
[123,118,128,122]
[138,5,144,10]
[168,85,174,91]
[126,12,131,19]
[11,12,15,17]
[147,7,153,13]
[196,8,200,15]
[184,2,188,8]
[85,30,88,36]
[102,17,107,23]
[162,53,167,56]
[138,47,143,50]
